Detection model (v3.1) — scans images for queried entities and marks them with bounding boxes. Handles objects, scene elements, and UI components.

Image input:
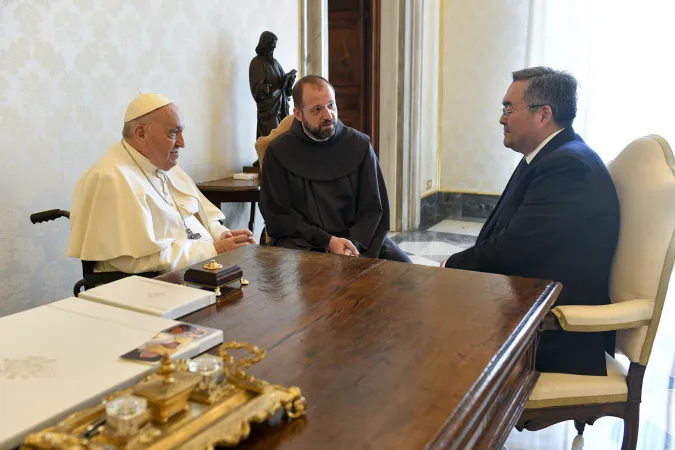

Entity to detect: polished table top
[157,246,560,449]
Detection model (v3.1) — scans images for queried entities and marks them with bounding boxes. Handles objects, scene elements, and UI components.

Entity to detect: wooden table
[157,246,561,449]
[197,177,260,232]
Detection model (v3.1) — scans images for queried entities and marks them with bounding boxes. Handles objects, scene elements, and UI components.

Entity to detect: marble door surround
[301,0,432,232]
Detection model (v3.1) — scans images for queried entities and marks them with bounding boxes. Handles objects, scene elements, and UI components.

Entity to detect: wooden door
[328,0,380,154]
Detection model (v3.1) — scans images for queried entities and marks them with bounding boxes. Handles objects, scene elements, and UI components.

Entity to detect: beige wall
[0,0,299,317]
[419,0,441,197]
[378,0,403,229]
[439,0,530,194]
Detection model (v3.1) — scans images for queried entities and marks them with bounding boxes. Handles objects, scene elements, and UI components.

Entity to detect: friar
[259,75,411,263]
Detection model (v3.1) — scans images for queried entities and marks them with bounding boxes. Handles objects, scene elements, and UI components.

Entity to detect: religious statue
[249,31,297,165]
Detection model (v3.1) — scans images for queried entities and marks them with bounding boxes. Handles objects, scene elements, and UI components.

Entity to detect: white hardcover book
[0,298,223,449]
[78,275,216,319]
[232,172,259,180]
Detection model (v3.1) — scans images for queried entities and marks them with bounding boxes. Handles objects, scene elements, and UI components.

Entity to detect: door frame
[302,0,380,150]
[300,0,329,79]
[366,0,381,154]
[302,0,426,232]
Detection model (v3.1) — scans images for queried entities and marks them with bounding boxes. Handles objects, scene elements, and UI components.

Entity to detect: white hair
[122,117,144,139]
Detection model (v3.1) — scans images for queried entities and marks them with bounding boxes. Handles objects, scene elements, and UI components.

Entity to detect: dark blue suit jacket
[445,127,620,376]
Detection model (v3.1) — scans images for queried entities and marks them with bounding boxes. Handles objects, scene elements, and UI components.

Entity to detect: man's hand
[261,84,272,97]
[220,229,256,243]
[328,236,359,257]
[214,235,252,254]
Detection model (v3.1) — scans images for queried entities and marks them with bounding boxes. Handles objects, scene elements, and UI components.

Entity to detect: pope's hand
[328,236,359,257]
[214,235,252,254]
[220,229,256,243]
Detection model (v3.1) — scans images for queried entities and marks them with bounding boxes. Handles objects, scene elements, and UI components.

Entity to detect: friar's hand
[328,236,359,257]
[214,235,252,254]
[262,84,271,95]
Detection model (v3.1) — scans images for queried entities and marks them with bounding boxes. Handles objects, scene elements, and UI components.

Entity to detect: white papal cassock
[67,140,229,274]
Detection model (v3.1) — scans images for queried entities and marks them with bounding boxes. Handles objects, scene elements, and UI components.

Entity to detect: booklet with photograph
[120,323,220,363]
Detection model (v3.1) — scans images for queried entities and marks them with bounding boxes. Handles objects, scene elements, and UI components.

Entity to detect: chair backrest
[254,114,295,170]
[607,135,675,365]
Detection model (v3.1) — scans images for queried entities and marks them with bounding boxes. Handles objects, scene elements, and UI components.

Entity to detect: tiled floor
[390,218,483,267]
[390,219,675,450]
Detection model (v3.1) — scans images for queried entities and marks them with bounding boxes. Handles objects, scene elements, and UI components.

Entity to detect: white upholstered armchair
[253,114,294,245]
[516,135,675,450]
[254,114,294,171]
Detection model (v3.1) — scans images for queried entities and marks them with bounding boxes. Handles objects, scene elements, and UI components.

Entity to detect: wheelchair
[30,209,159,297]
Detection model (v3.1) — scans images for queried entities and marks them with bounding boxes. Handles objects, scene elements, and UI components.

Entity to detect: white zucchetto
[124,93,174,122]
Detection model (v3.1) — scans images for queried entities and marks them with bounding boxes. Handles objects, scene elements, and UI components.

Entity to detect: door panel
[328,0,379,154]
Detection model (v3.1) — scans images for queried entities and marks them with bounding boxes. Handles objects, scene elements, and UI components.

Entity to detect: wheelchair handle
[30,209,70,224]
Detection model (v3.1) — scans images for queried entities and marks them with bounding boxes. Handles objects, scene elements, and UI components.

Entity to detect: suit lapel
[477,127,577,242]
[478,158,527,241]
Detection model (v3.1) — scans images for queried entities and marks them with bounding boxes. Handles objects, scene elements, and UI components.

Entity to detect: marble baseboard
[421,192,499,229]
[420,192,441,230]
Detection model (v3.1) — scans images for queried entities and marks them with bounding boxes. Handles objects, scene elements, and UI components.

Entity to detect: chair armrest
[551,299,654,332]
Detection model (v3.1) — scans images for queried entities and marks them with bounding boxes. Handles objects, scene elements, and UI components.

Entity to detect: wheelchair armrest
[30,209,69,224]
[79,261,159,293]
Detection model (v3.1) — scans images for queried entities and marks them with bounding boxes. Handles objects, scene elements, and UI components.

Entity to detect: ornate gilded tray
[21,342,305,449]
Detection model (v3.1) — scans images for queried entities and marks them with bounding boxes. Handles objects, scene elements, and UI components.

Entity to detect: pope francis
[67,93,254,274]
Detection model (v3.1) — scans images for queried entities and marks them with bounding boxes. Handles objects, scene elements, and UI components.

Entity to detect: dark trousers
[378,236,412,263]
[536,329,611,376]
[273,235,411,263]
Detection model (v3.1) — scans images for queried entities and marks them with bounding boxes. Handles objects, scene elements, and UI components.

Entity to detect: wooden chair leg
[621,403,640,450]
[574,419,586,436]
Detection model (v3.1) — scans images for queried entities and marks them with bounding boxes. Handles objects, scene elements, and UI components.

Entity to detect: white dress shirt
[525,128,566,164]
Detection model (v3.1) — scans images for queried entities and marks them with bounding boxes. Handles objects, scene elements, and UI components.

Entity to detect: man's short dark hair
[512,67,578,128]
[292,75,334,108]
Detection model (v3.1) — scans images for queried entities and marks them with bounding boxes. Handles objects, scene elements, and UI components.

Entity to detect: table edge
[427,280,562,449]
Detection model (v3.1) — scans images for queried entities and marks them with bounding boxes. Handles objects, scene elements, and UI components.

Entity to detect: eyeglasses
[501,104,545,118]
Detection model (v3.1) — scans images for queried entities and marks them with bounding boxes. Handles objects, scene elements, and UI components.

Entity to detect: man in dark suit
[442,67,620,376]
